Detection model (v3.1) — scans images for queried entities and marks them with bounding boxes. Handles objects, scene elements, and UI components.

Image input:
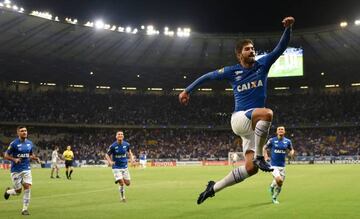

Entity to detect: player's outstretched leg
[197,181,215,204]
[252,108,273,172]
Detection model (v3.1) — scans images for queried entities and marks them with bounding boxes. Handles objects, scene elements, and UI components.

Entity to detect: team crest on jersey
[234,70,243,75]
[235,76,242,81]
[218,68,225,74]
[236,80,263,92]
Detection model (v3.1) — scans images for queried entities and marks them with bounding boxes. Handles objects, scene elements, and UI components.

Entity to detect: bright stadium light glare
[274,87,290,90]
[0,3,3,7]
[12,5,18,10]
[4,0,11,4]
[132,28,138,34]
[340,21,348,28]
[19,7,24,13]
[141,25,145,29]
[104,24,111,30]
[110,25,116,31]
[125,26,132,33]
[355,20,360,26]
[300,86,309,89]
[84,21,94,27]
[55,16,59,21]
[95,20,105,29]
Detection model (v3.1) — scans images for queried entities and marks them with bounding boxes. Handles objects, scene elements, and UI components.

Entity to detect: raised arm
[179,68,230,105]
[263,17,295,66]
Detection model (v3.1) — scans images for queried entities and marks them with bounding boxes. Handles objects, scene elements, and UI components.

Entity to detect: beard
[244,56,255,64]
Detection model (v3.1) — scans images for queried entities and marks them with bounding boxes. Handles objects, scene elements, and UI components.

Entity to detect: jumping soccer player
[50,146,62,178]
[3,126,41,215]
[105,130,135,202]
[63,145,74,180]
[179,17,295,204]
[263,126,294,204]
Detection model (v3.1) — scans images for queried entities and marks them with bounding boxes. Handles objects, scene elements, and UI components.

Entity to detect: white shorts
[272,166,286,180]
[231,110,255,153]
[139,160,147,165]
[112,168,131,181]
[11,170,32,190]
[51,162,58,168]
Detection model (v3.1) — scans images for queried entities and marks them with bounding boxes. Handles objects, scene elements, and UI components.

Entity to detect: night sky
[15,0,360,33]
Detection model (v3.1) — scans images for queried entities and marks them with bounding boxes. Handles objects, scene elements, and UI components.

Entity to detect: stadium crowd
[1,90,359,161]
[2,127,359,161]
[0,90,360,126]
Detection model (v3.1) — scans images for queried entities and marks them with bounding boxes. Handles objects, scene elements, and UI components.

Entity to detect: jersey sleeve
[185,67,232,94]
[127,143,131,152]
[264,139,272,149]
[258,27,291,70]
[288,140,293,150]
[5,142,15,155]
[106,145,114,155]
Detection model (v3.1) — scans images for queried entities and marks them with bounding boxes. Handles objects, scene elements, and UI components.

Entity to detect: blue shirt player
[179,17,295,204]
[263,126,295,204]
[139,151,147,169]
[105,130,134,202]
[4,126,41,216]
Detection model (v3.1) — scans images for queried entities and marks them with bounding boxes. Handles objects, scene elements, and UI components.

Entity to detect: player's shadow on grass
[246,202,271,208]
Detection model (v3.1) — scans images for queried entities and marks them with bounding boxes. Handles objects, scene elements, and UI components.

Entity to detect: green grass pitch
[0,164,359,219]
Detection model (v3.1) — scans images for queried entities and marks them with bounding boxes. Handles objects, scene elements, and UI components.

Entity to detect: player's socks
[273,186,282,199]
[119,186,125,200]
[4,187,17,200]
[69,170,73,177]
[213,166,249,192]
[254,120,271,156]
[66,171,69,179]
[22,189,30,212]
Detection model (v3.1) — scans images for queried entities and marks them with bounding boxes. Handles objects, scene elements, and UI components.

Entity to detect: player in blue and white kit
[263,126,294,204]
[105,130,135,202]
[139,151,147,169]
[179,17,295,204]
[3,126,41,216]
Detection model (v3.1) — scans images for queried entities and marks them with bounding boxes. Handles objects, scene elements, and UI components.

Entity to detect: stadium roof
[0,8,360,88]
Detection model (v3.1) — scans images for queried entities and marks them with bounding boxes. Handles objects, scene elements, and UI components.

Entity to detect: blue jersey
[6,138,34,173]
[265,136,293,167]
[140,153,147,160]
[185,27,291,112]
[107,140,131,169]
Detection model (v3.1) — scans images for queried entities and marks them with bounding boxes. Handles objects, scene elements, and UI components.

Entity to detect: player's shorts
[65,160,73,168]
[272,166,286,180]
[231,109,255,153]
[139,159,147,165]
[51,161,58,168]
[112,168,131,181]
[11,170,32,190]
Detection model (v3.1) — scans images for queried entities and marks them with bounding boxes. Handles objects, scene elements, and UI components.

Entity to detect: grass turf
[0,164,359,219]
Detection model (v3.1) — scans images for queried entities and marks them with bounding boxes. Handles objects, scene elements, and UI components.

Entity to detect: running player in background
[3,126,41,216]
[50,146,62,178]
[139,150,147,169]
[179,17,295,204]
[263,126,294,204]
[105,130,135,202]
[63,145,74,180]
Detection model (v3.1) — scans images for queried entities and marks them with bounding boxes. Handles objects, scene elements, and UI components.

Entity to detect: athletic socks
[69,170,73,177]
[6,188,18,196]
[213,166,249,192]
[273,186,282,199]
[66,171,69,178]
[254,120,271,156]
[22,189,31,211]
[119,186,125,200]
